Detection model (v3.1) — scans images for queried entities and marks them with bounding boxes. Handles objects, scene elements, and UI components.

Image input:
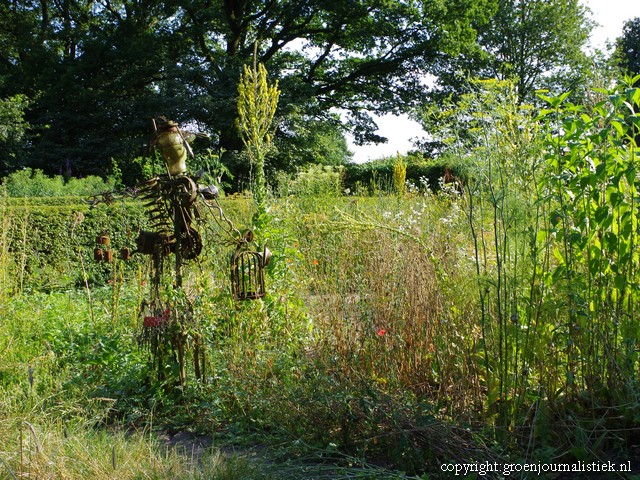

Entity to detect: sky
[347,0,640,163]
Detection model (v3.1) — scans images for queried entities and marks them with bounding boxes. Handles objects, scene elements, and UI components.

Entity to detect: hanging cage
[230,240,269,301]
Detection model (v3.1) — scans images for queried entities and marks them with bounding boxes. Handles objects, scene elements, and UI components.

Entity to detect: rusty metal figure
[86,117,270,384]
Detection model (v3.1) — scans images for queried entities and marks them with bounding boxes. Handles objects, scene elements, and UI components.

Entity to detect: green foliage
[2,168,116,197]
[450,79,546,437]
[538,80,640,400]
[8,74,640,477]
[431,76,640,453]
[0,94,30,176]
[237,61,280,215]
[0,0,495,181]
[192,149,234,192]
[342,155,467,195]
[421,0,594,155]
[0,289,271,480]
[271,114,352,174]
[110,153,164,189]
[0,198,147,292]
[392,153,407,195]
[279,164,345,198]
[614,17,640,77]
[490,0,593,101]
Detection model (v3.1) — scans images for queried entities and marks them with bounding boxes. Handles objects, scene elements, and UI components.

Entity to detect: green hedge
[1,200,148,291]
[342,158,468,194]
[0,196,255,293]
[2,196,105,207]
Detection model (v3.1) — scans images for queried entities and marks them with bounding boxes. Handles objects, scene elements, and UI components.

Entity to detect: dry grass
[0,419,264,480]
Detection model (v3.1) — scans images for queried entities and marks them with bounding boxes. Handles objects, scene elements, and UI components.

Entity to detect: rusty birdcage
[230,232,270,300]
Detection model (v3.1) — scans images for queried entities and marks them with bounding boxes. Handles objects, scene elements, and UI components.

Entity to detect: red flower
[377,328,386,337]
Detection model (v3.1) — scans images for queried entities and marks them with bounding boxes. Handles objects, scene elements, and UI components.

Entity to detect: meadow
[3,81,640,479]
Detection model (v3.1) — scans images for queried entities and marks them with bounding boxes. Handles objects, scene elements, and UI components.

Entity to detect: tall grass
[445,81,548,438]
[0,420,267,480]
[0,186,12,301]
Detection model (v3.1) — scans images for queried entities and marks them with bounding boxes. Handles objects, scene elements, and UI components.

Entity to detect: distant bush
[2,168,116,197]
[342,154,468,195]
[280,164,345,197]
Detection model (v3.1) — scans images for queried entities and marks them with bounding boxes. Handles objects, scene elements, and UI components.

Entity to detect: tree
[614,17,640,77]
[181,0,496,142]
[0,0,497,183]
[0,0,189,178]
[417,0,593,157]
[0,95,30,177]
[426,0,593,106]
[273,114,352,169]
[485,0,592,101]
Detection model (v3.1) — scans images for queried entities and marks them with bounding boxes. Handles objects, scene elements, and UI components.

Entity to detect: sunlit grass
[0,419,268,480]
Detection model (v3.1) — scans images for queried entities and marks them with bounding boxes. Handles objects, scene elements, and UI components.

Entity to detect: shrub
[286,164,345,197]
[2,168,115,197]
[342,155,468,195]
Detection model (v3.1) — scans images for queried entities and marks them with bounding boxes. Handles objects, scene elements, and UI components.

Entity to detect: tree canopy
[614,17,640,77]
[0,0,497,183]
[416,0,594,156]
[424,0,594,105]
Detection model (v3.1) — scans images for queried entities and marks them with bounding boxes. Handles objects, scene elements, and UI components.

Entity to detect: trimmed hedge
[0,195,255,292]
[1,200,149,291]
[3,196,110,207]
[342,158,468,194]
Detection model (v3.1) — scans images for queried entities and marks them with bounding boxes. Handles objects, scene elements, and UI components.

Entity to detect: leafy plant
[538,75,640,402]
[392,153,407,195]
[237,59,280,217]
[285,164,345,198]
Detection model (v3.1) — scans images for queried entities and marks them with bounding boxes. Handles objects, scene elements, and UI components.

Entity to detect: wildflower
[377,328,386,337]
[312,259,319,266]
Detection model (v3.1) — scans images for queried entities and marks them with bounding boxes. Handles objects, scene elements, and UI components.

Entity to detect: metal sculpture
[87,117,270,384]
